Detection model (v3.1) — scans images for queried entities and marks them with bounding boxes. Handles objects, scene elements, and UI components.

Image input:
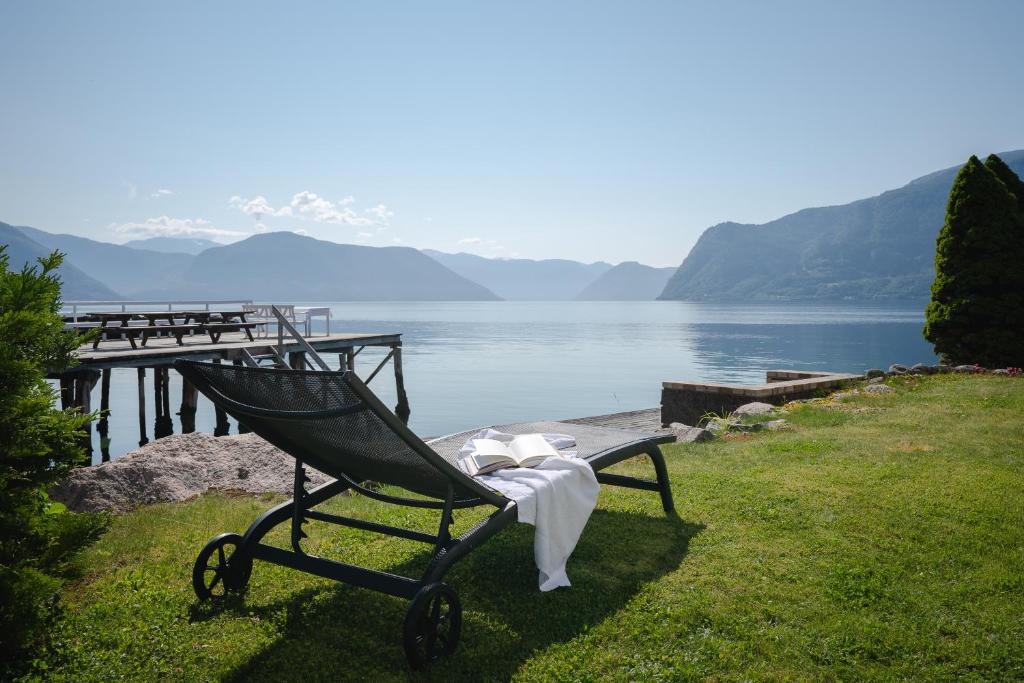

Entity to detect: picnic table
[89,310,262,349]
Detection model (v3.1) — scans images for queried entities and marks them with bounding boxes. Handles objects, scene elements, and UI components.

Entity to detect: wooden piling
[137,368,149,447]
[392,343,411,424]
[212,359,230,436]
[232,359,251,434]
[73,370,99,462]
[179,375,198,434]
[98,369,111,461]
[59,376,72,411]
[154,367,174,438]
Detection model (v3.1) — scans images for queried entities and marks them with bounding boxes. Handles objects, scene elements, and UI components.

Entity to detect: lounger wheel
[192,532,252,600]
[403,582,462,669]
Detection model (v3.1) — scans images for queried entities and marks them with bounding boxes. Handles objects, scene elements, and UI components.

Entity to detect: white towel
[458,429,600,591]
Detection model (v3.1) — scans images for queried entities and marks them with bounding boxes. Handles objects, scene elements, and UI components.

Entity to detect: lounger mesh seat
[175,360,675,669]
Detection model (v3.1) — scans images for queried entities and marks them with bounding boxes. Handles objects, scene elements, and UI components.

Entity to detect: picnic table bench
[88,310,263,348]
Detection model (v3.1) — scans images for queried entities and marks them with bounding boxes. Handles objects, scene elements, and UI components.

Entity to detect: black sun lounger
[174,359,674,669]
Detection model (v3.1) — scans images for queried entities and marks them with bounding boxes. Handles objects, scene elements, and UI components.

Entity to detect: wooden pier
[54,330,410,462]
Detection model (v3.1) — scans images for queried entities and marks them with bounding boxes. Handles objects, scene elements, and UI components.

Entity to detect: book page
[471,439,514,459]
[508,434,560,464]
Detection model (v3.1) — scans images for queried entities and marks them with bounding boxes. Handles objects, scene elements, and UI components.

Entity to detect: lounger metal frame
[175,322,674,669]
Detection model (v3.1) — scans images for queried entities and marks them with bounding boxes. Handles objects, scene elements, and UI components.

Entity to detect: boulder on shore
[669,422,715,443]
[49,433,332,513]
[733,402,776,417]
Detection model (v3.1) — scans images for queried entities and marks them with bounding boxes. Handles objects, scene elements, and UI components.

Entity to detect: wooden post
[345,348,356,373]
[289,351,306,370]
[392,343,411,424]
[213,359,230,436]
[179,375,198,434]
[98,369,111,461]
[59,375,73,411]
[73,370,99,462]
[154,368,173,438]
[137,368,149,447]
[232,360,251,434]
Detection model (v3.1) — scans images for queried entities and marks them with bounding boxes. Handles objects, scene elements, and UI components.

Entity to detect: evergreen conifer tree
[923,155,1024,367]
[0,248,106,675]
[984,154,1024,213]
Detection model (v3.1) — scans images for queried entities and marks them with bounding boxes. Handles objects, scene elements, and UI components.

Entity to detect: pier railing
[61,299,254,321]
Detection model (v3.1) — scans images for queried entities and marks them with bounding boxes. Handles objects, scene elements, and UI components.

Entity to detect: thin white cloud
[150,189,173,198]
[112,216,247,241]
[289,191,373,226]
[229,191,391,227]
[457,236,506,253]
[229,195,291,219]
[364,204,394,223]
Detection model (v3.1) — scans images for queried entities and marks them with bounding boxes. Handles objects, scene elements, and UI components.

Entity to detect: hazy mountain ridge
[16,225,194,298]
[0,222,121,299]
[122,236,219,255]
[575,261,676,301]
[423,250,613,300]
[153,232,503,301]
[659,149,1024,302]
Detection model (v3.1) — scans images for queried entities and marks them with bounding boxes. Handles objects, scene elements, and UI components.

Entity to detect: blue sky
[1,1,1021,267]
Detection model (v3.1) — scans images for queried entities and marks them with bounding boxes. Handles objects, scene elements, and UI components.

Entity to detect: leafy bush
[0,247,107,675]
[924,155,1024,367]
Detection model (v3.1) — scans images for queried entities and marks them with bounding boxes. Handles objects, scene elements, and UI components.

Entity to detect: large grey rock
[733,402,776,417]
[863,384,895,394]
[954,365,981,374]
[888,364,909,375]
[49,433,332,513]
[865,368,885,379]
[669,423,715,443]
[762,419,789,430]
[910,363,933,375]
[868,376,885,384]
[992,368,1011,376]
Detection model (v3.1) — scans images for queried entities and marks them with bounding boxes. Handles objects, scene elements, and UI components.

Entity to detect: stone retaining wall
[661,370,861,426]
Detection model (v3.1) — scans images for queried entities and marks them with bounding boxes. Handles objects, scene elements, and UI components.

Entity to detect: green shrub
[0,247,107,675]
[923,155,1024,367]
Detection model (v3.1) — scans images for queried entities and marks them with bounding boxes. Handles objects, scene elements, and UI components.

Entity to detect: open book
[458,433,564,476]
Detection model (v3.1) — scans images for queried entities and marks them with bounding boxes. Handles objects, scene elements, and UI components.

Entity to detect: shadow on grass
[211,509,701,681]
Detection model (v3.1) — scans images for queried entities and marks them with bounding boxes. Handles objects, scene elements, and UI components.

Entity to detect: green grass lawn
[33,375,1024,681]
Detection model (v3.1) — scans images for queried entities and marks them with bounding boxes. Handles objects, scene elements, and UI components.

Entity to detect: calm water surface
[90,301,934,462]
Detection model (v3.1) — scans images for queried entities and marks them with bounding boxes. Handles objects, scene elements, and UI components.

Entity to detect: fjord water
[91,301,934,463]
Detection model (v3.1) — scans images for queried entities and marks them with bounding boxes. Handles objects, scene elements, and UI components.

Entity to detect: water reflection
[84,301,934,462]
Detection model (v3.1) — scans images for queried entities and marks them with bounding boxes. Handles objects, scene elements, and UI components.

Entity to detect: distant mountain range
[15,224,193,298]
[11,151,1014,304]
[423,250,613,300]
[0,222,119,299]
[123,236,220,254]
[576,262,675,301]
[162,232,501,301]
[1,225,667,301]
[659,149,1024,302]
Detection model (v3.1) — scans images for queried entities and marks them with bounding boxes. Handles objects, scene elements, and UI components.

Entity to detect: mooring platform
[56,330,410,462]
[74,330,402,369]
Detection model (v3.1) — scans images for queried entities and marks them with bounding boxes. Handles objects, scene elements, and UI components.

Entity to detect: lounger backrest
[174,360,503,505]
